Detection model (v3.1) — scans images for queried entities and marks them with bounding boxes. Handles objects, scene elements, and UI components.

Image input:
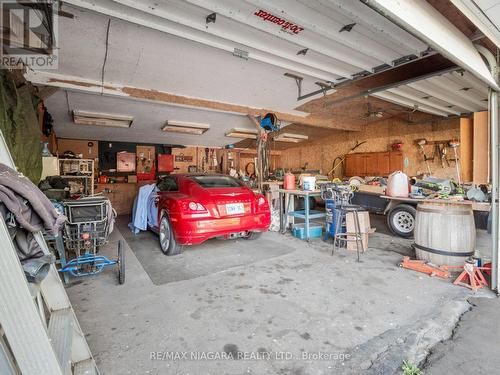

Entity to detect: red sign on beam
[253,9,304,35]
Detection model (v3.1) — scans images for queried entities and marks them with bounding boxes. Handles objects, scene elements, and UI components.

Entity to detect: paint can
[302,176,316,191]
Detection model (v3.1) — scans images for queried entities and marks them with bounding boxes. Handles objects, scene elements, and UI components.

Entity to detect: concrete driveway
[66,218,492,375]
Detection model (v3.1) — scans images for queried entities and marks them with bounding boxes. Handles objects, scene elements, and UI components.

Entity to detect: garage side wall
[0,70,42,182]
[280,117,460,178]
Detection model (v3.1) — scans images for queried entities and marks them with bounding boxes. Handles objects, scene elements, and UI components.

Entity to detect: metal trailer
[352,191,491,238]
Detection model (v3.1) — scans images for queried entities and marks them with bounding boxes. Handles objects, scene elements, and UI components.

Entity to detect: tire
[243,231,263,240]
[387,204,416,238]
[118,240,125,285]
[159,215,183,256]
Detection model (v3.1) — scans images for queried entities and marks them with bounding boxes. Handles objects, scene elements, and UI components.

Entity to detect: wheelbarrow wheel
[117,240,125,284]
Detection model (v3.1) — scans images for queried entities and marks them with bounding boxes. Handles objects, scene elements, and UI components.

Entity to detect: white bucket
[302,176,316,191]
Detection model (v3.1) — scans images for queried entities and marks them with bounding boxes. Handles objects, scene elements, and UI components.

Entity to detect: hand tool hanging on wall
[212,148,218,168]
[448,139,461,184]
[202,148,209,172]
[436,143,449,168]
[416,139,432,175]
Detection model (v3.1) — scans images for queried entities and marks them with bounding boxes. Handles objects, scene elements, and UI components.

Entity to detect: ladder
[0,130,98,374]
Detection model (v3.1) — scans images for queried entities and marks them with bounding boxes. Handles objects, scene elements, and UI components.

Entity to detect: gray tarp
[0,163,65,236]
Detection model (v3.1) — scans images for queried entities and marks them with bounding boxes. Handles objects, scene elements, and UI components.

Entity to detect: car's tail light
[188,202,206,211]
[180,200,207,212]
[256,195,269,212]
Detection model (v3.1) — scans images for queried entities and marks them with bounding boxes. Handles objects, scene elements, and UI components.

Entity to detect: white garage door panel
[364,0,499,89]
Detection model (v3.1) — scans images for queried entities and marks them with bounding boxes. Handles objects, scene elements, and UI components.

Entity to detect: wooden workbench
[95,183,137,215]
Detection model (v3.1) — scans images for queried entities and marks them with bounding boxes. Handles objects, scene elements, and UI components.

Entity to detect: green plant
[402,360,422,375]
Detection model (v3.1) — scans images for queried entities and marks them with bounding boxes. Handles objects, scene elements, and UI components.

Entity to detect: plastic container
[386,171,409,198]
[302,176,316,191]
[292,223,323,239]
[284,172,296,190]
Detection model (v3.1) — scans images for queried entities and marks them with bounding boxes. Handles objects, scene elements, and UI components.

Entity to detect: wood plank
[345,154,356,177]
[389,151,404,172]
[365,153,378,175]
[355,154,367,176]
[473,111,489,184]
[460,117,473,183]
[377,152,390,176]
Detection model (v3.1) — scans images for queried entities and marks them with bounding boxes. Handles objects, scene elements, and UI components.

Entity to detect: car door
[156,176,180,225]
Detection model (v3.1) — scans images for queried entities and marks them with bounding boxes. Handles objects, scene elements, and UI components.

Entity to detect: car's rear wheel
[159,215,183,256]
[243,231,263,240]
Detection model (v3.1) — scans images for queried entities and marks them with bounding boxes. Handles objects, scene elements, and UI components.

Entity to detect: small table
[278,189,326,241]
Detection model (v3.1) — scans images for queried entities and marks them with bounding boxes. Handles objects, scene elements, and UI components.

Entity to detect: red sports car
[152,174,271,255]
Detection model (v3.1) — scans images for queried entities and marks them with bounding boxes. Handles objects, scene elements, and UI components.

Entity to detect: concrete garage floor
[424,297,500,374]
[66,215,494,375]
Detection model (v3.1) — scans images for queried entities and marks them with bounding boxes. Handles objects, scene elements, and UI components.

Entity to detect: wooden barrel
[414,202,475,266]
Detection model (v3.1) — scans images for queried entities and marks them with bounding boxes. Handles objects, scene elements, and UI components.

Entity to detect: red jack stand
[453,260,488,291]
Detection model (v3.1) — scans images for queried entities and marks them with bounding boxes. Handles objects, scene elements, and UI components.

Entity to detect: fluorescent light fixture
[73,110,134,128]
[225,127,258,139]
[273,133,309,143]
[162,120,210,135]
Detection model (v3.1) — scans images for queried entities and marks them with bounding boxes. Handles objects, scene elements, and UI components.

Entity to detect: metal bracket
[206,13,216,25]
[284,73,303,99]
[315,82,332,97]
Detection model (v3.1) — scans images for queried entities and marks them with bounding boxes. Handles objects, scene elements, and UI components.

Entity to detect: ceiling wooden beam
[36,86,60,100]
[297,54,456,113]
[24,71,361,131]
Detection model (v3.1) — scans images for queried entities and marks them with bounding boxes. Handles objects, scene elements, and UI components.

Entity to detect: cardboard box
[345,211,376,251]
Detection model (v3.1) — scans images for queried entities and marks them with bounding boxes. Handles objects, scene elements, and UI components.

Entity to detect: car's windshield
[190,175,243,188]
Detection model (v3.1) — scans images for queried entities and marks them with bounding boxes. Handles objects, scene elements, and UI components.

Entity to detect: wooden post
[460,117,473,183]
[247,115,264,192]
[473,111,489,184]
